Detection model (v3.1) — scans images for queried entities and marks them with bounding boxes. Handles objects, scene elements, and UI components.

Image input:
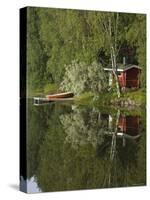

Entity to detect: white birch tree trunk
[108,13,121,98]
[111,46,121,98]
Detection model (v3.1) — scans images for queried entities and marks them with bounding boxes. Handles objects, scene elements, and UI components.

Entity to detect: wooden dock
[33,97,74,105]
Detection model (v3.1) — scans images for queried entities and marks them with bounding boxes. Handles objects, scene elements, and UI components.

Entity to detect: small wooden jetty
[33,92,74,105]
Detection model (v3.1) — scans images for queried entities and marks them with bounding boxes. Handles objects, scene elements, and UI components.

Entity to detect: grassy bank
[74,89,146,108]
[28,83,146,113]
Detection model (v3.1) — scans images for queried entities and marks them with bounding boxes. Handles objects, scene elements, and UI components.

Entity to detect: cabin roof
[104,64,141,72]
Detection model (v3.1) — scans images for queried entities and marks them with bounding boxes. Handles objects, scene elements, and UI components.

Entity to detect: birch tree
[100,13,121,98]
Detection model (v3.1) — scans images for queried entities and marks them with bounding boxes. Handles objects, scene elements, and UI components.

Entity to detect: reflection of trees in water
[27,100,52,179]
[60,106,144,187]
[27,102,146,192]
[60,106,107,149]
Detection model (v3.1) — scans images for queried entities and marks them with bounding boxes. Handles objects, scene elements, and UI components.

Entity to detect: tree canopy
[27,7,146,96]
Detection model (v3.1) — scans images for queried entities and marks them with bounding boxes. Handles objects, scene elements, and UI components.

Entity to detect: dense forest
[27,7,146,97]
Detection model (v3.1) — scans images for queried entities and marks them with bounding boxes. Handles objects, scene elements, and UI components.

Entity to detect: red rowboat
[46,92,74,99]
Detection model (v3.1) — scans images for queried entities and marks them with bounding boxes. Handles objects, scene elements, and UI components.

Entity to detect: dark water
[24,100,146,193]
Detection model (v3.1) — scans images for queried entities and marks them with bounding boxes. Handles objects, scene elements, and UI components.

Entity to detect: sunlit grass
[74,88,146,108]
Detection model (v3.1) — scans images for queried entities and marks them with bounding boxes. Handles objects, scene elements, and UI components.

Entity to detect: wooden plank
[33,97,74,105]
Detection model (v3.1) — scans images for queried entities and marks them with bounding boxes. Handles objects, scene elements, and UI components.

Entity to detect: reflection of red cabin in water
[104,64,141,88]
[118,116,140,136]
[102,114,141,142]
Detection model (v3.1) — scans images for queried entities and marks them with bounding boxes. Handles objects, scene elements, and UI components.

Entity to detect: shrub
[60,60,107,95]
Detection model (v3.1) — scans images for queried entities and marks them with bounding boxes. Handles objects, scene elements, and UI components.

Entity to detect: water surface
[24,100,146,193]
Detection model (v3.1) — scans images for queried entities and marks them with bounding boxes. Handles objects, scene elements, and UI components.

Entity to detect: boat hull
[46,92,74,99]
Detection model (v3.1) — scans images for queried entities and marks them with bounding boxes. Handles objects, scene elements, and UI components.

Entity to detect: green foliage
[60,60,107,94]
[60,106,106,149]
[27,8,48,94]
[43,83,58,94]
[74,92,94,104]
[27,7,146,96]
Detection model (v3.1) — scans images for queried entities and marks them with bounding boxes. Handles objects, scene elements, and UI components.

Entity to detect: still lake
[24,99,146,193]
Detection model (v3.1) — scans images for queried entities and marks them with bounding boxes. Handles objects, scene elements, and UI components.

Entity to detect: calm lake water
[23,100,146,193]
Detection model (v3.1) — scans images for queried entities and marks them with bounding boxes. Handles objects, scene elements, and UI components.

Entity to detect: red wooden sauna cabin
[104,64,141,89]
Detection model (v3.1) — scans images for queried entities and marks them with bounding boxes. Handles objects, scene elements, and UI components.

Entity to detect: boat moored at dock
[46,92,74,99]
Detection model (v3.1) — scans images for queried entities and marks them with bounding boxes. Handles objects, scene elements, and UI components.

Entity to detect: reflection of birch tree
[110,109,120,161]
[102,110,141,187]
[103,109,120,187]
